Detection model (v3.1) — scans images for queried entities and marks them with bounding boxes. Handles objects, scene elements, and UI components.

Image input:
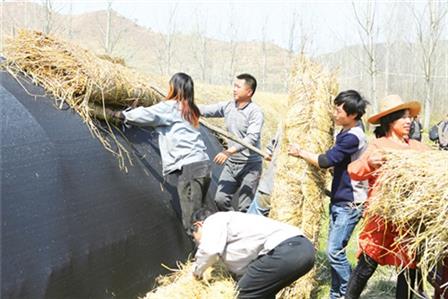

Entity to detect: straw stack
[2,30,163,170]
[144,261,237,299]
[269,55,338,298]
[366,150,448,287]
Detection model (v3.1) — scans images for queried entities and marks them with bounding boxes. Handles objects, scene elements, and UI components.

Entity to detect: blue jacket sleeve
[323,133,360,167]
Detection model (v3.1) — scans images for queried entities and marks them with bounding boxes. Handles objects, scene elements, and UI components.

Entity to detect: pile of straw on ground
[144,261,237,299]
[2,30,163,170]
[366,150,448,288]
[269,55,338,298]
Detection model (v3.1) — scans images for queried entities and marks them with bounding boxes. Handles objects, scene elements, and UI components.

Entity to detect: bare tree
[164,4,178,75]
[227,21,238,83]
[96,0,130,55]
[413,0,447,130]
[282,9,298,90]
[353,0,379,113]
[192,9,209,82]
[104,0,112,53]
[153,4,178,76]
[42,0,53,34]
[383,3,400,96]
[261,16,269,90]
[67,2,73,39]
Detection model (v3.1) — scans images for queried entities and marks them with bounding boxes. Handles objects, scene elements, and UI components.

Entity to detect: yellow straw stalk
[270,55,338,298]
[366,150,448,289]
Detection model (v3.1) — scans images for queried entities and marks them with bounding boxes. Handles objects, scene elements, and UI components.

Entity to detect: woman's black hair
[167,72,200,127]
[374,109,407,138]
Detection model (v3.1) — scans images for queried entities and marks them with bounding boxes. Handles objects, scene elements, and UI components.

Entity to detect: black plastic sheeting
[0,70,223,299]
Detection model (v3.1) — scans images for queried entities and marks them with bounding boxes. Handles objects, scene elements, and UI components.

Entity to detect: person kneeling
[190,209,315,299]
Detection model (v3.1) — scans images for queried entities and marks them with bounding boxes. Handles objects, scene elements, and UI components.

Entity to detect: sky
[26,0,448,54]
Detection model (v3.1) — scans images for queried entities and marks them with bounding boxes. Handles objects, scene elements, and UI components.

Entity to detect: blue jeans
[246,191,270,216]
[327,203,363,299]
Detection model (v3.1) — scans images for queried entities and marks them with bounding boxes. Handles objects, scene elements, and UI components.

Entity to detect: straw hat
[368,95,421,124]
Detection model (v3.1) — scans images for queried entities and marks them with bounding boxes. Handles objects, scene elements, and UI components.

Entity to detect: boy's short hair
[334,90,369,120]
[236,73,257,95]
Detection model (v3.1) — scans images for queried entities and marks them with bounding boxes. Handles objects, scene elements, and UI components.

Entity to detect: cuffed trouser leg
[237,235,315,299]
[345,253,378,299]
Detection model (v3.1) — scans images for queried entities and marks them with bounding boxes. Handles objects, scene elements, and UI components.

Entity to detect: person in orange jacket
[345,95,430,299]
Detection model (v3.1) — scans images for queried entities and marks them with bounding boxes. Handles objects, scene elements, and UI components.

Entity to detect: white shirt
[193,212,303,277]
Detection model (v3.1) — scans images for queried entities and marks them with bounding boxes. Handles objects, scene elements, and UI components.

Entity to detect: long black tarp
[0,70,222,299]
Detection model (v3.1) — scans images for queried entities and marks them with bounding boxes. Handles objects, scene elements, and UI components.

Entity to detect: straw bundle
[269,55,338,298]
[2,30,163,170]
[366,150,448,286]
[144,261,237,299]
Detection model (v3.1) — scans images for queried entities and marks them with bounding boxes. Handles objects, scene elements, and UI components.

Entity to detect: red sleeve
[348,141,379,181]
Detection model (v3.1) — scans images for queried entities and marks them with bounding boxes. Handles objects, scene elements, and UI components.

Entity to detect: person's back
[116,72,212,231]
[195,211,302,275]
[124,99,209,175]
[437,119,448,150]
[430,116,448,150]
[191,209,315,299]
[409,118,422,141]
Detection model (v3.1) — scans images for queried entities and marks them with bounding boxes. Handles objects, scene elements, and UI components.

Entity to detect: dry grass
[2,29,164,170]
[143,261,237,299]
[269,55,339,298]
[366,150,448,289]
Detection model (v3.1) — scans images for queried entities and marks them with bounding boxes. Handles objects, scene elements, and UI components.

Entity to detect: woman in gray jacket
[110,73,212,230]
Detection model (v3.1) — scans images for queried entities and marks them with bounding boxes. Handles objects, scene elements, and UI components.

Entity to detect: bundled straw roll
[269,55,338,298]
[366,150,448,286]
[3,30,164,170]
[3,30,162,107]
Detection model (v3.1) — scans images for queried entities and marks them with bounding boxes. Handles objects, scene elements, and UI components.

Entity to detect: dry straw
[366,150,448,289]
[2,30,164,170]
[269,55,338,298]
[144,261,237,299]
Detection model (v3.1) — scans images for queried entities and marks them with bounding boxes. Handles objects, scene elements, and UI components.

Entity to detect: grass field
[313,202,397,299]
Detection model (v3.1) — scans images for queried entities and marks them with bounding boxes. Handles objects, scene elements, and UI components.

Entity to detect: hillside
[2,2,447,119]
[1,2,292,92]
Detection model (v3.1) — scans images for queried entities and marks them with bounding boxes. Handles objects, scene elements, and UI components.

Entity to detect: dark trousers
[167,160,211,230]
[345,253,421,299]
[215,160,262,212]
[237,235,315,299]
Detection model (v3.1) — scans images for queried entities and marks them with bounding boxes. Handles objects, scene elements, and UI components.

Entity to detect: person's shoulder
[336,129,361,146]
[408,139,431,150]
[249,101,263,111]
[157,99,177,108]
[248,101,264,117]
[206,211,233,222]
[346,126,366,141]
